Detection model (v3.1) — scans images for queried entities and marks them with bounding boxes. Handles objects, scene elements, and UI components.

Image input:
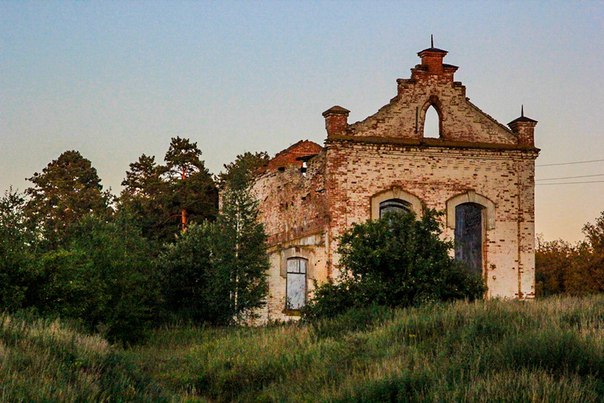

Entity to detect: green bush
[303,210,485,319]
[33,213,161,344]
[0,190,38,311]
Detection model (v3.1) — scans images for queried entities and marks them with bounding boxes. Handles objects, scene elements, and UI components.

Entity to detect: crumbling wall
[252,150,329,321]
[324,140,537,299]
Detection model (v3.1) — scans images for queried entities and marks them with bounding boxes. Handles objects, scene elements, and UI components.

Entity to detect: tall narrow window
[286,258,307,310]
[423,105,440,138]
[454,203,484,276]
[379,198,411,218]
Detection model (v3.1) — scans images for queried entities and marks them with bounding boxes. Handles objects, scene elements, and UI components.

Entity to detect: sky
[1,1,603,243]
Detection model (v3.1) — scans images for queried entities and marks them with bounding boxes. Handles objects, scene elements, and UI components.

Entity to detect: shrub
[303,210,485,319]
[33,213,161,344]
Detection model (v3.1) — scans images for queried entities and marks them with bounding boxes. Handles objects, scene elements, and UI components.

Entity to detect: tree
[0,189,38,310]
[34,212,161,344]
[215,185,269,322]
[218,151,269,191]
[159,156,269,325]
[159,223,225,323]
[583,212,604,289]
[535,237,574,296]
[24,150,111,247]
[119,154,171,242]
[163,137,217,232]
[535,211,604,297]
[303,210,485,319]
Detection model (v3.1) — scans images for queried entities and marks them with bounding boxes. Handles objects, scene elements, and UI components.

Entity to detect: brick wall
[251,45,539,322]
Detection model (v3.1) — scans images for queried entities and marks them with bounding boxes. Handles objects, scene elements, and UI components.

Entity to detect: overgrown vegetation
[8,296,603,401]
[536,211,604,296]
[2,136,604,403]
[0,311,165,401]
[123,295,604,401]
[0,143,270,343]
[303,210,485,320]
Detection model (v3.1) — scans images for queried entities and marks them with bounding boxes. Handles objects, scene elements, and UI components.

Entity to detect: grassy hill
[3,296,604,401]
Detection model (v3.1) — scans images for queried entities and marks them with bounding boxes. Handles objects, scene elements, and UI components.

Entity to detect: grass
[3,296,604,401]
[0,311,165,401]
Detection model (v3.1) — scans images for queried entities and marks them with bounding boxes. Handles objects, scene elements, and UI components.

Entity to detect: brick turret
[411,37,458,82]
[322,105,350,137]
[508,106,538,146]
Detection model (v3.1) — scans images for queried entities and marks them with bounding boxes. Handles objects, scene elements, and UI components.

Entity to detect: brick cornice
[325,135,540,155]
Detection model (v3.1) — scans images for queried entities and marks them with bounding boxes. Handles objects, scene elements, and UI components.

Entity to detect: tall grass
[0,311,165,401]
[126,295,604,402]
[3,296,604,401]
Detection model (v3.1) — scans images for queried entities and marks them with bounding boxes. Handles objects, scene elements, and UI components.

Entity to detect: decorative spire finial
[521,104,524,117]
[431,34,434,48]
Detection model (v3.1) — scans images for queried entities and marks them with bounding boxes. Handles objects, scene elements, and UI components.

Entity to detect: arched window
[423,105,440,138]
[286,258,307,310]
[370,188,423,220]
[379,198,411,218]
[454,203,485,276]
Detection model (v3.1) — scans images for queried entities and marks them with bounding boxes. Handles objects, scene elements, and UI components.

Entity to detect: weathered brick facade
[252,45,539,322]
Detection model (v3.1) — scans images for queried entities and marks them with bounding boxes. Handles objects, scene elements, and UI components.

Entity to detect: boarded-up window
[286,258,307,310]
[379,199,411,218]
[454,203,484,276]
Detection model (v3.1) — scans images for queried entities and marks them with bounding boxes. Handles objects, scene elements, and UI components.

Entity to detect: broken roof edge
[265,139,324,172]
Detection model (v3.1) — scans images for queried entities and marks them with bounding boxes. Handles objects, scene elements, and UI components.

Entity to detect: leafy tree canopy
[34,212,161,344]
[218,151,269,191]
[118,138,218,241]
[0,189,38,311]
[159,167,269,325]
[25,150,111,247]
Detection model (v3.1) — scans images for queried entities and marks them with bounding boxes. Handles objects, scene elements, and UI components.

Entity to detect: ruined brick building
[251,45,539,321]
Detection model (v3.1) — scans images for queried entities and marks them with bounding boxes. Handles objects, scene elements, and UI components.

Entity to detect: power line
[536,173,604,181]
[536,180,604,186]
[537,158,604,167]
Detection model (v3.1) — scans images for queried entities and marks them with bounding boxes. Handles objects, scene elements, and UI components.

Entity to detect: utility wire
[536,173,604,181]
[537,158,604,167]
[536,180,604,186]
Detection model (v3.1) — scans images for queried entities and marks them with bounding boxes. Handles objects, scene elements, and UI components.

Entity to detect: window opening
[286,258,307,310]
[379,198,411,218]
[454,203,484,276]
[423,105,440,138]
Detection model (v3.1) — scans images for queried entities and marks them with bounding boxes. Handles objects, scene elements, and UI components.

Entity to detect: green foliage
[4,296,604,401]
[159,186,268,325]
[24,150,111,248]
[32,213,161,344]
[159,222,227,323]
[304,210,485,319]
[119,138,218,242]
[163,136,218,231]
[124,296,604,402]
[0,190,38,311]
[218,151,269,191]
[119,154,171,243]
[536,211,604,296]
[215,186,269,321]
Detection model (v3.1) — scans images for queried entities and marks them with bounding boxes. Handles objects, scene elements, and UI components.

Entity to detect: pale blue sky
[1,1,603,242]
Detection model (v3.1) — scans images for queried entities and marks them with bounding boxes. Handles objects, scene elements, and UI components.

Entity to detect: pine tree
[163,137,218,232]
[119,154,171,242]
[25,150,111,247]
